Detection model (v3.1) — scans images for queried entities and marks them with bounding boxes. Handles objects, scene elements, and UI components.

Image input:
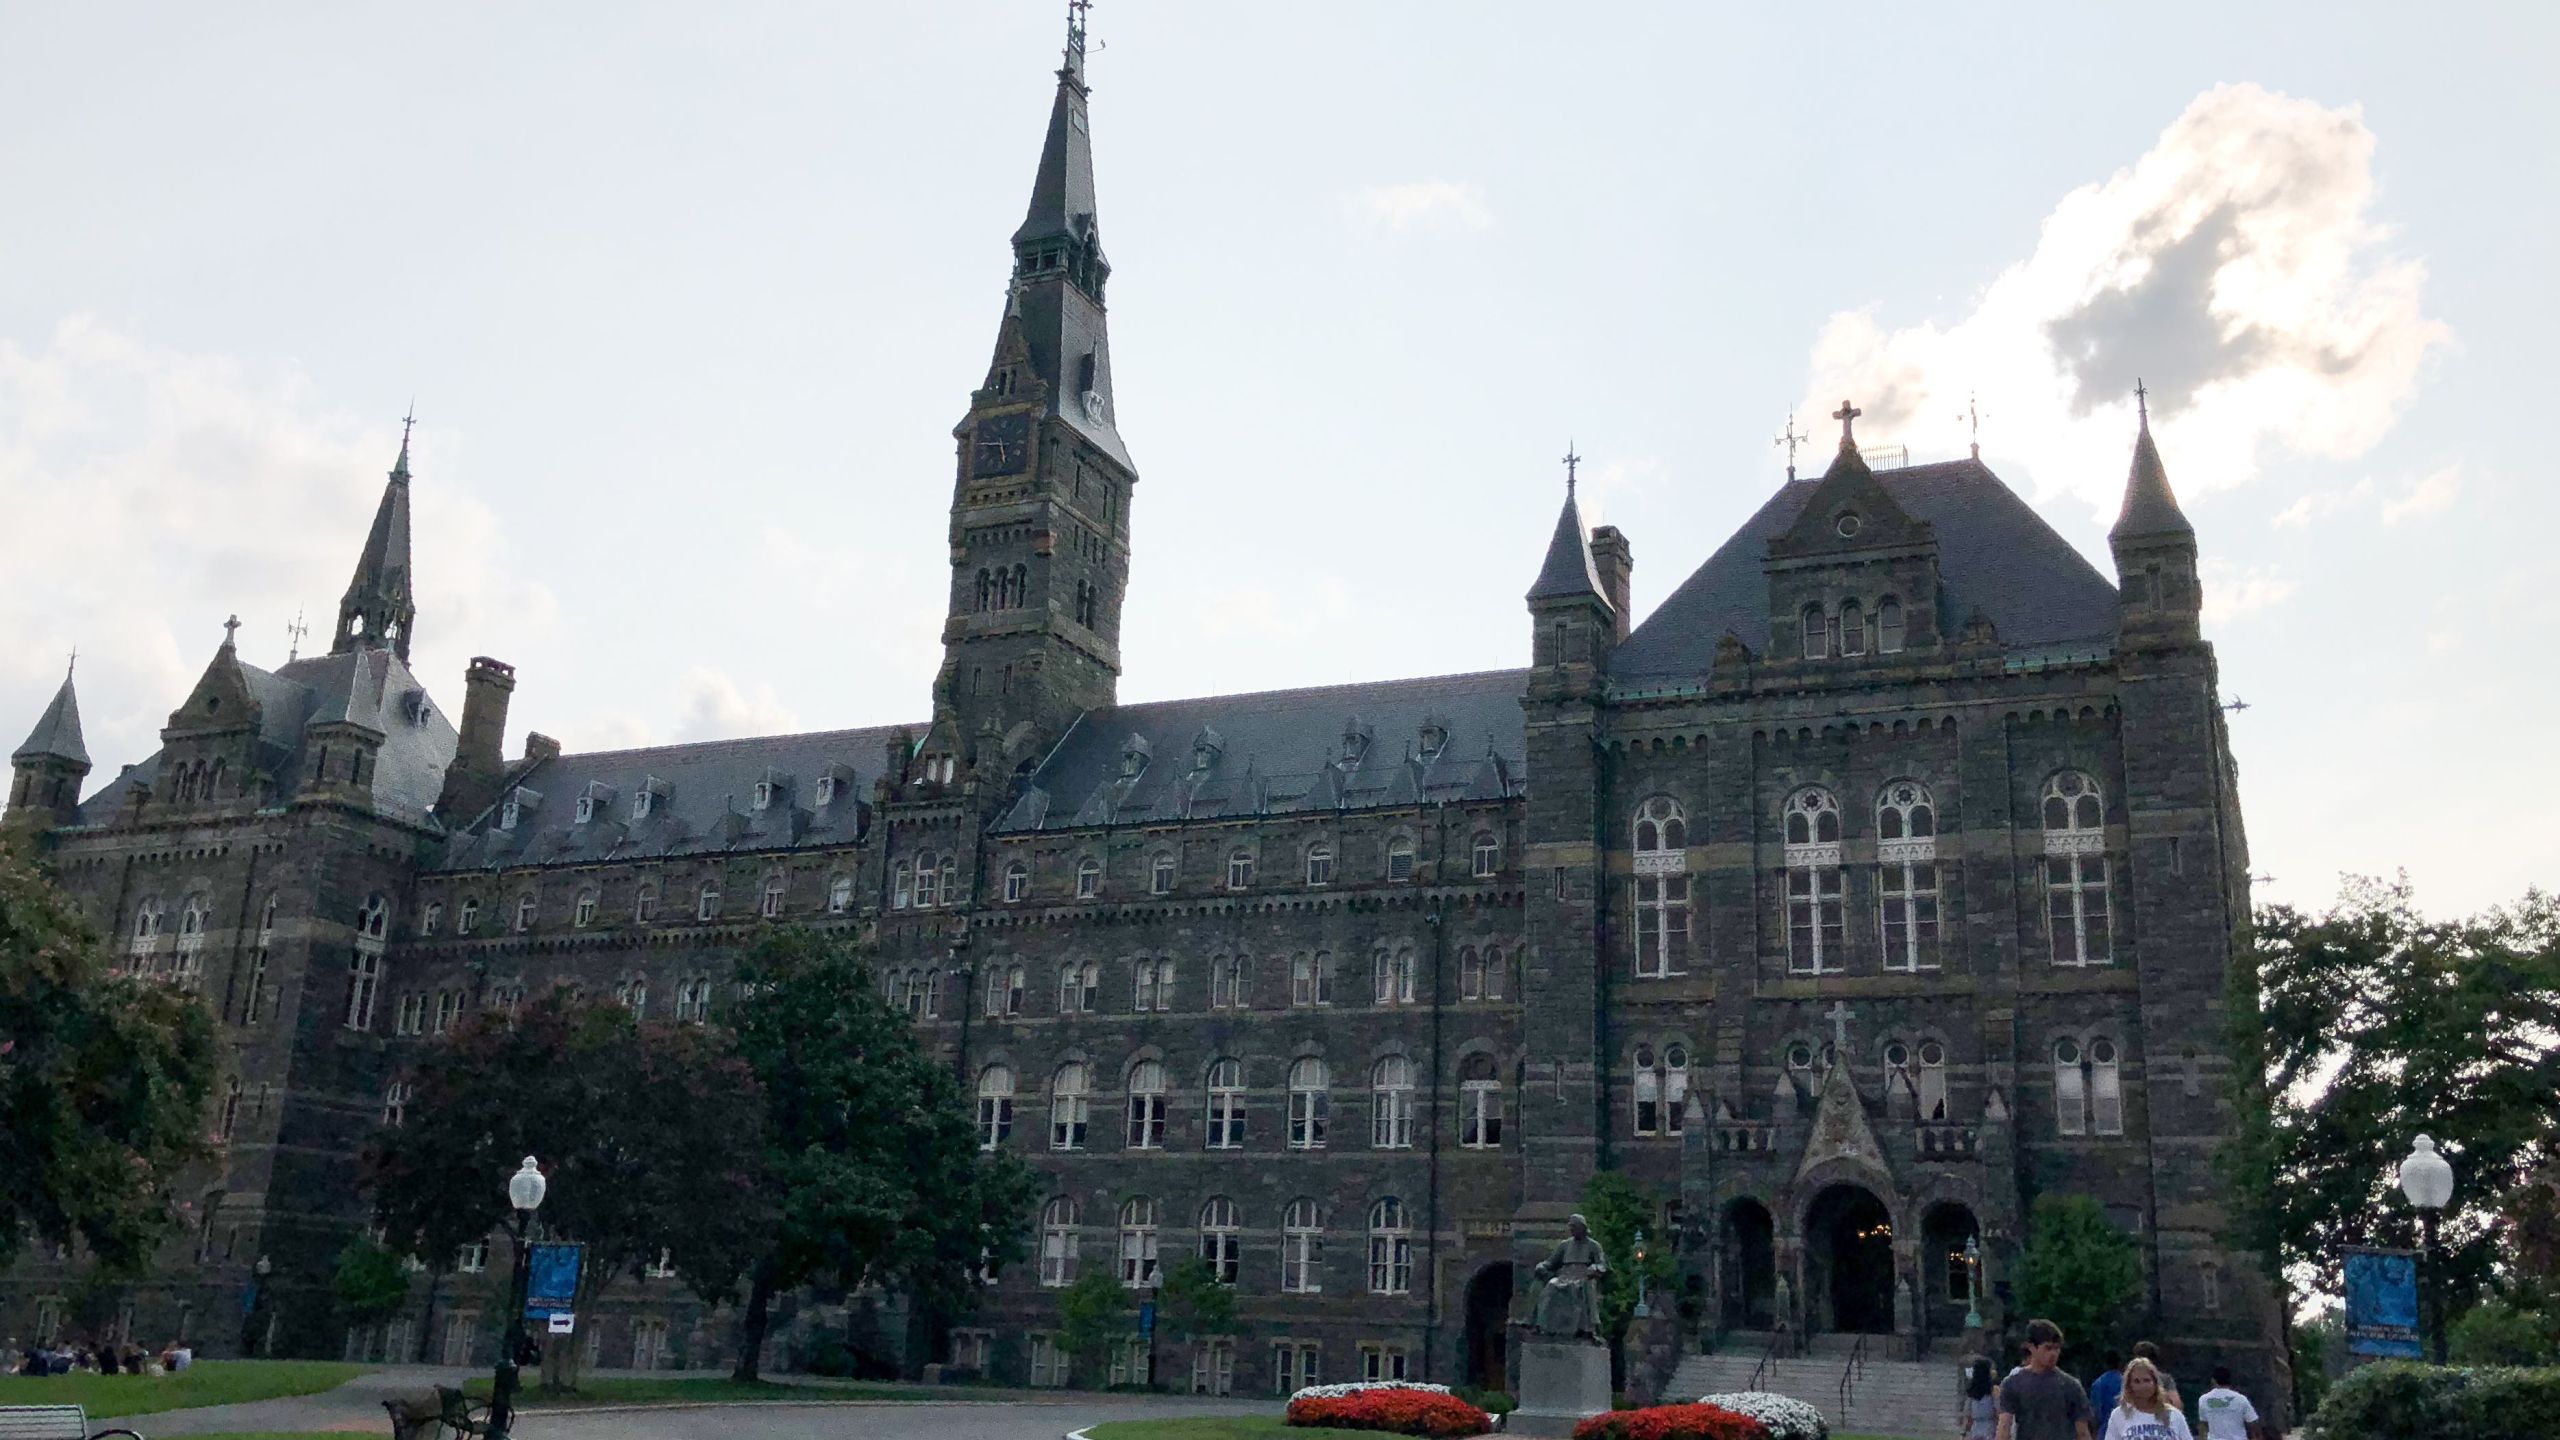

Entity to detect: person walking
[2101,1357,2193,1440]
[2089,1351,2126,1417]
[2131,1341,2182,1410]
[1997,1319,2095,1440]
[2194,1366,2263,1440]
[1960,1356,2003,1440]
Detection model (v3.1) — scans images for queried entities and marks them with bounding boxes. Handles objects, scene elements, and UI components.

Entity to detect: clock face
[972,413,1032,477]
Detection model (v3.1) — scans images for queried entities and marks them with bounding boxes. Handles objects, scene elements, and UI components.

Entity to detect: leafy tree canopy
[1057,1269,1132,1381]
[0,829,218,1273]
[1156,1254,1238,1343]
[2017,1193,2141,1360]
[1581,1170,1679,1348]
[334,1239,412,1328]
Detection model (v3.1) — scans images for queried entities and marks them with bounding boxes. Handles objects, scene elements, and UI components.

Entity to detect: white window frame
[1304,841,1334,886]
[1373,947,1415,1005]
[1125,1060,1167,1149]
[573,890,598,928]
[1784,787,1846,974]
[696,882,721,921]
[2042,772,2111,966]
[1633,796,1690,978]
[1051,1063,1090,1151]
[1471,831,1499,878]
[761,873,786,918]
[1150,851,1176,895]
[1205,1058,1246,1149]
[1287,1058,1329,1150]
[1003,861,1030,903]
[1459,1054,1502,1148]
[977,1066,1014,1149]
[1366,1198,1412,1295]
[1075,856,1103,898]
[1877,780,1942,972]
[828,873,854,914]
[1384,835,1416,882]
[1370,1056,1414,1149]
[1226,848,1255,890]
[1040,1199,1080,1287]
[1281,1199,1324,1294]
[1117,1197,1160,1288]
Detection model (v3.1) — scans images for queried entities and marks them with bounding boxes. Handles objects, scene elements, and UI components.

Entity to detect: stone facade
[3,20,2285,1419]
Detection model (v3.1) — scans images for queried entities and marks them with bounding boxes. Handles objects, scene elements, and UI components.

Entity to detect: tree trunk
[416,1271,443,1363]
[733,1266,777,1383]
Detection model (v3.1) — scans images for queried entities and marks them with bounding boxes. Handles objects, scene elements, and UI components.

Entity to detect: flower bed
[1286,1381,1493,1436]
[1696,1392,1828,1440]
[1573,1402,1768,1440]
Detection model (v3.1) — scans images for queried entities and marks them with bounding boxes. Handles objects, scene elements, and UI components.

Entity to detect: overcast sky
[3,3,2551,917]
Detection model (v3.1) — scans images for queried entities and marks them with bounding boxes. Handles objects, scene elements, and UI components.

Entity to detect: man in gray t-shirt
[1998,1320,2094,1440]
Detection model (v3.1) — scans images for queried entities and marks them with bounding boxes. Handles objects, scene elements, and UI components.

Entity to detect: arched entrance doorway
[1721,1199,1777,1330]
[1921,1202,1982,1338]
[1805,1184,1895,1335]
[1462,1263,1514,1390]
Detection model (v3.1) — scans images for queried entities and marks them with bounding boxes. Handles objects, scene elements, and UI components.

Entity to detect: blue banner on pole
[1139,1301,1156,1337]
[2343,1246,2422,1359]
[526,1242,584,1321]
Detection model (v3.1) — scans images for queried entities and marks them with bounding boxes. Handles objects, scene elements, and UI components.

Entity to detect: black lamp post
[2398,1134,2454,1365]
[241,1255,272,1357]
[487,1156,548,1439]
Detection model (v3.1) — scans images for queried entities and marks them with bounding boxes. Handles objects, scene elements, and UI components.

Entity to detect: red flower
[1287,1387,1496,1436]
[1572,1402,1771,1440]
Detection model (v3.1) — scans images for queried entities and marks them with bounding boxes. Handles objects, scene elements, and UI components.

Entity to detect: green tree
[720,929,1040,1381]
[1581,1171,1678,1352]
[334,1238,412,1333]
[1057,1269,1131,1385]
[2447,1297,2560,1366]
[0,830,218,1272]
[361,992,771,1389]
[1156,1254,1238,1344]
[2238,879,2559,1315]
[2017,1194,2140,1363]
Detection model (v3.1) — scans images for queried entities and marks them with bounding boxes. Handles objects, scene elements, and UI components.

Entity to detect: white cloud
[669,667,802,743]
[1795,84,2447,519]
[2272,479,2374,528]
[2200,559,2298,624]
[1351,181,1493,233]
[2380,463,2461,525]
[0,317,556,775]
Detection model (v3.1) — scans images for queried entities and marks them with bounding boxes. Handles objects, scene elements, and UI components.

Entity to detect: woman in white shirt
[2101,1357,2193,1440]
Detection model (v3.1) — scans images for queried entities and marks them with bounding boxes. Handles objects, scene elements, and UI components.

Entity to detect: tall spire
[2110,380,2193,543]
[333,414,418,662]
[12,662,88,767]
[1527,451,1610,608]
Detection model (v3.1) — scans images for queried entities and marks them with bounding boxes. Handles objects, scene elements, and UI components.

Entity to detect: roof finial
[285,608,309,662]
[1775,413,1807,482]
[1959,391,1983,461]
[1562,441,1582,497]
[393,402,417,480]
[221,615,241,649]
[65,647,77,679]
[2134,378,2149,429]
[1064,0,1090,79]
[1832,399,1862,449]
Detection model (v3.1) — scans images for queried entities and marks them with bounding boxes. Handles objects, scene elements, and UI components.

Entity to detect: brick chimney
[1589,526,1634,643]
[436,656,515,822]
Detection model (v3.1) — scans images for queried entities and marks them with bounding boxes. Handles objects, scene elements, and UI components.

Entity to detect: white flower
[1699,1391,1828,1440]
[1290,1379,1457,1403]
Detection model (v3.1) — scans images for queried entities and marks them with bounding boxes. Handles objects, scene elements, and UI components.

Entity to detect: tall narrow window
[1372,948,1415,1005]
[1076,856,1103,898]
[1226,849,1256,890]
[1801,603,1827,659]
[2054,1039,2088,1136]
[1918,1040,1949,1121]
[1459,1053,1502,1148]
[1291,951,1334,1007]
[574,890,599,928]
[2042,772,2111,966]
[1282,1199,1324,1294]
[1205,1058,1246,1149]
[1459,946,1485,1000]
[1632,795,1691,978]
[977,1066,1015,1149]
[1367,1198,1413,1295]
[1118,1198,1159,1287]
[1304,841,1334,887]
[2090,1038,2125,1136]
[1370,1056,1414,1149]
[1199,1197,1241,1284]
[1003,862,1030,903]
[761,873,787,918]
[1151,852,1177,895]
[1784,787,1847,973]
[1040,1198,1080,1287]
[1472,831,1500,878]
[986,962,1026,1017]
[1840,599,1868,656]
[828,873,854,914]
[892,861,914,910]
[1878,596,1907,653]
[1664,1044,1689,1133]
[634,884,658,924]
[1877,780,1943,971]
[1126,1060,1167,1149]
[1634,1045,1664,1136]
[1051,1063,1090,1151]
[1384,837,1416,882]
[1288,1058,1330,1150]
[696,881,721,921]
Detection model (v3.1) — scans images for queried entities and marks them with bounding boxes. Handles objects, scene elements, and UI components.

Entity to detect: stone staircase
[1668,1334,1959,1440]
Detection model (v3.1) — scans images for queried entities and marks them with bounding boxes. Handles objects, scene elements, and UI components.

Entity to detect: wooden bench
[0,1405,146,1440]
[381,1384,490,1440]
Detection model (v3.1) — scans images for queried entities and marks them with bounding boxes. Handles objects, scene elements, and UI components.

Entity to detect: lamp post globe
[2399,1134,2455,1365]
[509,1156,548,1213]
[488,1157,547,1438]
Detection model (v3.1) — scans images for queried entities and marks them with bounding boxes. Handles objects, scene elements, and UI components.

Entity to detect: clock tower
[932,6,1136,781]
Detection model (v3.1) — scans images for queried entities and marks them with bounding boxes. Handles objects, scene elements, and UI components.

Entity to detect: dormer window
[499,797,521,831]
[632,790,653,821]
[574,796,594,824]
[1341,721,1370,766]
[1120,736,1150,779]
[814,776,836,806]
[1418,725,1447,761]
[752,781,774,811]
[1190,728,1222,775]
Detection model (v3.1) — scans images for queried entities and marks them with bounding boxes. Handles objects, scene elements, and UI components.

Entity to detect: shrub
[2450,1299,2560,1366]
[1572,1401,1768,1440]
[1287,1383,1493,1436]
[1697,1392,1828,1440]
[2310,1361,2560,1440]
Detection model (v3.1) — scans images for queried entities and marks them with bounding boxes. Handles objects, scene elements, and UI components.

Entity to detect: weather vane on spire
[1562,441,1582,497]
[1064,0,1090,74]
[285,608,310,662]
[1775,413,1807,481]
[65,647,77,678]
[2134,378,2149,426]
[1959,392,1983,461]
[1833,399,1862,448]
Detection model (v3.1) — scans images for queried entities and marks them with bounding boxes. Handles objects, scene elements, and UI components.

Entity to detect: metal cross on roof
[222,614,241,647]
[285,608,310,662]
[1825,999,1855,1052]
[1832,400,1862,446]
[1562,442,1582,496]
[1775,414,1808,481]
[2134,378,2149,426]
[400,402,417,449]
[1960,392,1983,461]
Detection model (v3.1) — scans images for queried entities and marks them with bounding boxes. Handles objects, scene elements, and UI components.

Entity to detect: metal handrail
[1837,1332,1870,1420]
[1746,1326,1784,1392]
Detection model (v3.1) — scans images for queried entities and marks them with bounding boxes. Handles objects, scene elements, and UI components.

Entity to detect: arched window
[508,892,534,932]
[1878,596,1907,653]
[2090,1038,2125,1136]
[1288,1058,1330,1150]
[633,883,658,924]
[457,896,481,933]
[2053,1038,2088,1136]
[892,860,914,910]
[1003,861,1030,903]
[1460,1053,1502,1148]
[689,880,719,921]
[1784,787,1846,974]
[1370,1056,1414,1149]
[1373,947,1415,1005]
[1199,1197,1241,1283]
[1051,1063,1090,1150]
[1304,841,1335,887]
[1459,946,1484,1000]
[1040,1198,1080,1287]
[359,894,390,946]
[1291,951,1335,1007]
[1118,1197,1159,1287]
[761,873,787,918]
[420,900,443,936]
[1064,960,1098,1012]
[1075,855,1103,899]
[1366,1198,1413,1295]
[1226,848,1256,890]
[1384,836,1416,882]
[1133,956,1175,1012]
[1840,599,1868,656]
[1150,851,1177,895]
[1918,1039,1949,1121]
[1472,831,1500,878]
[574,889,599,928]
[1801,602,1827,659]
[1126,1060,1167,1149]
[975,569,992,613]
[2043,772,2110,965]
[1634,1044,1662,1135]
[1282,1198,1324,1294]
[1633,796,1690,978]
[1205,1058,1245,1149]
[1877,780,1943,972]
[827,873,854,914]
[130,898,164,958]
[986,961,1027,1017]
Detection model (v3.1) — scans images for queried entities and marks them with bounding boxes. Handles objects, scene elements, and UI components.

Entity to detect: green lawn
[2,1360,368,1419]
[459,1373,1024,1408]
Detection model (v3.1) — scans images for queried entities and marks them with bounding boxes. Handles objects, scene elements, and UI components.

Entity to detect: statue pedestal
[1511,1338,1613,1437]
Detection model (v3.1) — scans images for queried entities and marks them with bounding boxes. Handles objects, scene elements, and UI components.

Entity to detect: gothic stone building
[6,21,2285,1408]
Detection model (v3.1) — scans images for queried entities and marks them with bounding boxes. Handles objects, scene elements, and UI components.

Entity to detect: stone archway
[1462,1262,1514,1390]
[1804,1183,1895,1335]
[1721,1198,1777,1330]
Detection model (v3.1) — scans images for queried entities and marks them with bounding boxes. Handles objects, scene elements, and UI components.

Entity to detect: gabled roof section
[996,670,1527,834]
[12,670,88,766]
[1526,488,1610,607]
[1611,458,2120,684]
[1766,439,1928,558]
[2110,415,2193,543]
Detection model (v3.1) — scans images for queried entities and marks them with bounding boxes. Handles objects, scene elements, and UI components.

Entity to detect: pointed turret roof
[13,667,88,766]
[335,427,417,661]
[1012,16,1101,251]
[2110,402,2193,543]
[1526,481,1611,607]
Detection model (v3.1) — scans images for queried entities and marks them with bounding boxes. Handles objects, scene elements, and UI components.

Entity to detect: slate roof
[12,672,88,766]
[2110,421,2193,542]
[74,647,458,827]
[429,722,913,872]
[1609,458,2120,685]
[995,669,1527,834]
[1526,490,1609,605]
